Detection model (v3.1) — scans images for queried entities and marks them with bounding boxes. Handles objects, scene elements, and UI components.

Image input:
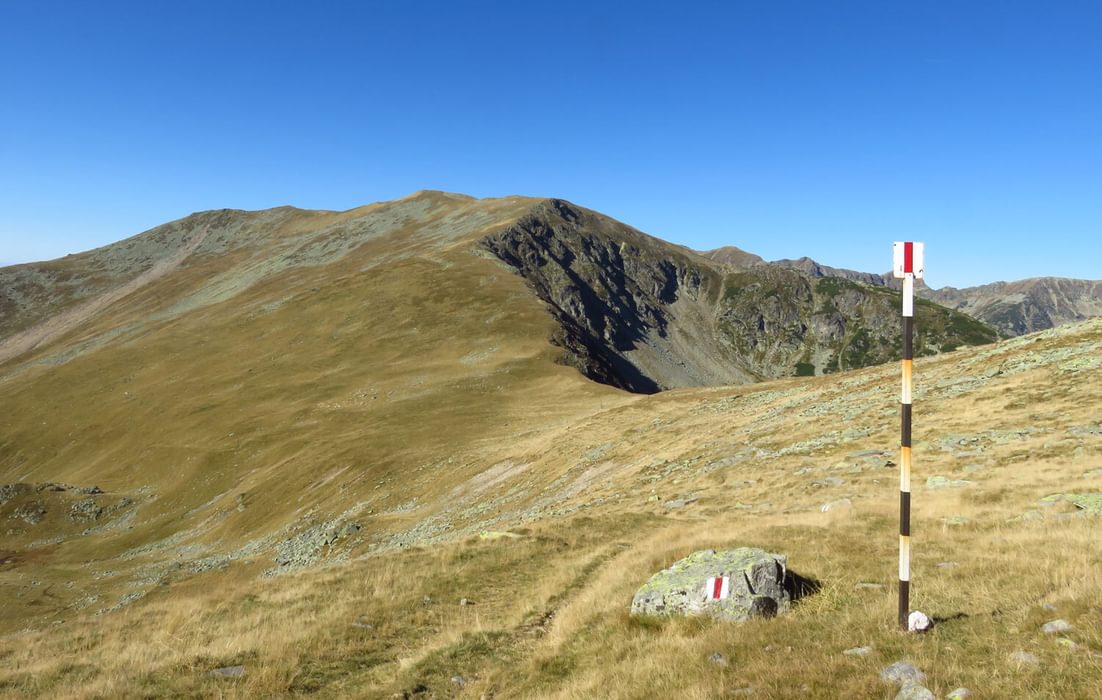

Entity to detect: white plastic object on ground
[908,610,932,632]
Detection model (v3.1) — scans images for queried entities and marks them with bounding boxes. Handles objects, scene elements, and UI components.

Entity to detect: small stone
[926,475,973,489]
[843,646,873,656]
[732,687,754,696]
[664,497,697,509]
[895,682,935,700]
[450,675,466,687]
[1055,637,1079,650]
[422,596,432,605]
[1042,619,1072,634]
[943,515,971,526]
[854,582,885,591]
[459,598,473,606]
[880,661,925,685]
[1042,602,1058,612]
[821,498,853,512]
[708,652,728,667]
[936,561,959,569]
[209,665,245,678]
[1007,650,1041,667]
[946,687,973,699]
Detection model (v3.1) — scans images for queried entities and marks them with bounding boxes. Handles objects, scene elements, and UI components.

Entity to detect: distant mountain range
[762,255,1102,337]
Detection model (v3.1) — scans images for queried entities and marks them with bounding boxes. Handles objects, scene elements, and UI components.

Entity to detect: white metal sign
[892,241,925,279]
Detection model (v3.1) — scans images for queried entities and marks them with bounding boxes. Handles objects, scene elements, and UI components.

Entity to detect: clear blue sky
[2,1,1099,288]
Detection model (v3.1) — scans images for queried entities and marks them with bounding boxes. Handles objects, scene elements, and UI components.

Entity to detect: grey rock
[459,598,473,606]
[895,683,935,700]
[1042,602,1058,612]
[450,675,466,687]
[11,502,46,525]
[880,661,926,685]
[663,496,698,509]
[630,548,796,622]
[936,561,960,569]
[209,665,245,678]
[69,498,103,522]
[1042,619,1073,634]
[926,475,974,489]
[946,688,972,700]
[708,652,728,667]
[810,477,846,488]
[1008,650,1041,666]
[842,646,873,656]
[1055,637,1079,650]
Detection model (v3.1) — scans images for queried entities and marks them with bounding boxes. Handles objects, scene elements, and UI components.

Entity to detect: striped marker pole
[893,241,924,630]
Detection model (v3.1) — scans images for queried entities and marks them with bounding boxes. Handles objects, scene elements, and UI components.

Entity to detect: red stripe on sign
[903,242,913,274]
[712,577,723,599]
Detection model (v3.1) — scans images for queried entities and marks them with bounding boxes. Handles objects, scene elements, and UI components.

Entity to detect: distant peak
[400,190,477,202]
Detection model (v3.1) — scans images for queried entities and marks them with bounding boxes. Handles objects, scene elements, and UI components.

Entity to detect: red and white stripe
[706,576,730,600]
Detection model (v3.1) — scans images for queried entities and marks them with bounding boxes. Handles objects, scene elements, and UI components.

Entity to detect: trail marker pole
[892,241,924,630]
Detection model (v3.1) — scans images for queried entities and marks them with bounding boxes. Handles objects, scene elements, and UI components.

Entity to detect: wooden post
[893,241,923,630]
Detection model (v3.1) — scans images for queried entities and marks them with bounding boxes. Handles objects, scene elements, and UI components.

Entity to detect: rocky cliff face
[770,257,1102,337]
[483,201,998,393]
[923,278,1102,336]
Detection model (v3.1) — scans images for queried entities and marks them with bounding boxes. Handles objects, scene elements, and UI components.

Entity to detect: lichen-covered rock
[880,661,925,685]
[630,548,793,622]
[1038,493,1102,516]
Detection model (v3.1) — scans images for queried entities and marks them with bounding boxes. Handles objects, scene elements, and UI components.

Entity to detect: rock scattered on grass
[708,652,728,667]
[926,475,973,489]
[880,661,925,685]
[946,688,972,700]
[450,675,466,687]
[209,665,245,678]
[895,682,935,700]
[1055,638,1079,650]
[631,548,803,623]
[1007,650,1041,667]
[936,561,959,569]
[1042,602,1058,612]
[1042,619,1073,634]
[843,646,873,656]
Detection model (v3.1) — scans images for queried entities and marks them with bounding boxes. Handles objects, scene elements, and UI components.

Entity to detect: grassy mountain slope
[1,193,1095,697]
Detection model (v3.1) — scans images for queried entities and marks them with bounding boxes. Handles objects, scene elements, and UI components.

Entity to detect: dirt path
[0,227,210,366]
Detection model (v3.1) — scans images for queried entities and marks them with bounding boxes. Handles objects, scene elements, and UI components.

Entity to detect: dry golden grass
[1,195,1100,697]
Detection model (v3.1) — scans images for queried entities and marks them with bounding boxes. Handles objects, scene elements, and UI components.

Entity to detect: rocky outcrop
[484,203,999,392]
[924,278,1102,336]
[630,548,810,622]
[482,200,744,393]
[770,256,1102,337]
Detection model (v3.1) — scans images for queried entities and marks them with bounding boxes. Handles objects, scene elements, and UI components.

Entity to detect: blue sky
[1,1,1099,287]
